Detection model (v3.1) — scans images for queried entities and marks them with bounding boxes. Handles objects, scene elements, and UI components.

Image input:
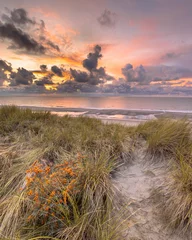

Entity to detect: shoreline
[1,105,192,126]
[17,105,192,120]
[14,105,192,116]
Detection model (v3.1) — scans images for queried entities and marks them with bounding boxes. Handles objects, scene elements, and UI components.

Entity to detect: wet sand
[17,105,192,126]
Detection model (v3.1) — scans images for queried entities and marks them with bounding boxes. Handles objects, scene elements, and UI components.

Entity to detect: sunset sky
[1,0,192,94]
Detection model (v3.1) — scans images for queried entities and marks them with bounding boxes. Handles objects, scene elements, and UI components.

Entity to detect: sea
[0,94,192,121]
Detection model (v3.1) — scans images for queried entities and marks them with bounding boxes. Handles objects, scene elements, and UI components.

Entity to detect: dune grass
[0,106,191,238]
[0,106,134,240]
[136,118,192,233]
[136,118,191,160]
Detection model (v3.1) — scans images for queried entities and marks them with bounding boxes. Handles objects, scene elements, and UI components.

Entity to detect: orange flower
[50,190,56,197]
[45,206,50,211]
[34,193,39,202]
[45,179,50,184]
[50,173,57,178]
[45,166,51,174]
[27,190,33,196]
[26,176,33,185]
[62,179,67,184]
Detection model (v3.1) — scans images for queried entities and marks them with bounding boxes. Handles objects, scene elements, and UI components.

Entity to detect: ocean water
[0,94,192,120]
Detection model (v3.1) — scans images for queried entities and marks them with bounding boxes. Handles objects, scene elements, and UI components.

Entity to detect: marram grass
[0,106,133,240]
[0,106,191,239]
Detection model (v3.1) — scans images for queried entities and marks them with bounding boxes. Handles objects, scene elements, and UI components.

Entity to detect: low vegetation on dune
[137,118,192,233]
[0,106,134,240]
[0,106,191,239]
[136,118,191,159]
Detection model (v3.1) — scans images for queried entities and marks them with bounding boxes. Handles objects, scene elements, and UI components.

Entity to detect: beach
[1,94,192,127]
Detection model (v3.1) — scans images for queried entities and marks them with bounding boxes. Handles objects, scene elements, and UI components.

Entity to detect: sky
[1,0,192,94]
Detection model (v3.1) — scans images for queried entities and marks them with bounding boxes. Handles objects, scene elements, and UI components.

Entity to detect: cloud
[1,8,36,26]
[0,22,46,54]
[57,80,100,93]
[70,45,115,85]
[46,40,60,52]
[0,59,12,72]
[40,64,48,72]
[35,76,53,86]
[122,64,148,84]
[69,44,111,85]
[9,68,35,85]
[97,9,117,28]
[70,68,89,83]
[0,8,61,55]
[102,83,131,94]
[0,59,12,84]
[147,65,192,82]
[70,68,109,85]
[83,45,102,72]
[51,65,64,77]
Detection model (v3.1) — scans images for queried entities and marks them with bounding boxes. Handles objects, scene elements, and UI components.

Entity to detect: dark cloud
[47,40,60,52]
[2,8,36,26]
[9,68,35,85]
[0,8,60,55]
[39,35,60,52]
[122,64,134,82]
[70,45,114,85]
[83,45,102,72]
[35,76,53,86]
[123,65,135,82]
[70,68,89,83]
[102,83,131,94]
[70,68,105,85]
[0,59,12,72]
[122,64,148,84]
[57,80,99,93]
[40,65,48,72]
[51,65,64,77]
[135,65,148,84]
[57,80,131,94]
[0,59,12,84]
[98,9,117,28]
[0,22,46,54]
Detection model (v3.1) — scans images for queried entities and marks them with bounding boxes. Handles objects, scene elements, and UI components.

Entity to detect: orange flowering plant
[24,156,83,228]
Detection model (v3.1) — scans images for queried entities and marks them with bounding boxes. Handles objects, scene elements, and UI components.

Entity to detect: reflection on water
[0,95,192,111]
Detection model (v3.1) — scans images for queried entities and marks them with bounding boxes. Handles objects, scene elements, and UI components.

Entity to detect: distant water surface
[0,94,192,120]
[0,95,192,111]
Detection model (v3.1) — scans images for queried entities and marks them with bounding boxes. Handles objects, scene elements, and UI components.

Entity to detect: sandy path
[113,146,190,240]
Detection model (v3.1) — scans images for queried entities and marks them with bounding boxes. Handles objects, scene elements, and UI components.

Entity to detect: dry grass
[0,106,133,240]
[136,118,192,233]
[0,106,192,238]
[136,118,191,160]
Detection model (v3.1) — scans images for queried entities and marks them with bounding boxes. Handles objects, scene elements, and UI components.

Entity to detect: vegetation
[0,106,191,239]
[0,106,133,240]
[136,118,192,232]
